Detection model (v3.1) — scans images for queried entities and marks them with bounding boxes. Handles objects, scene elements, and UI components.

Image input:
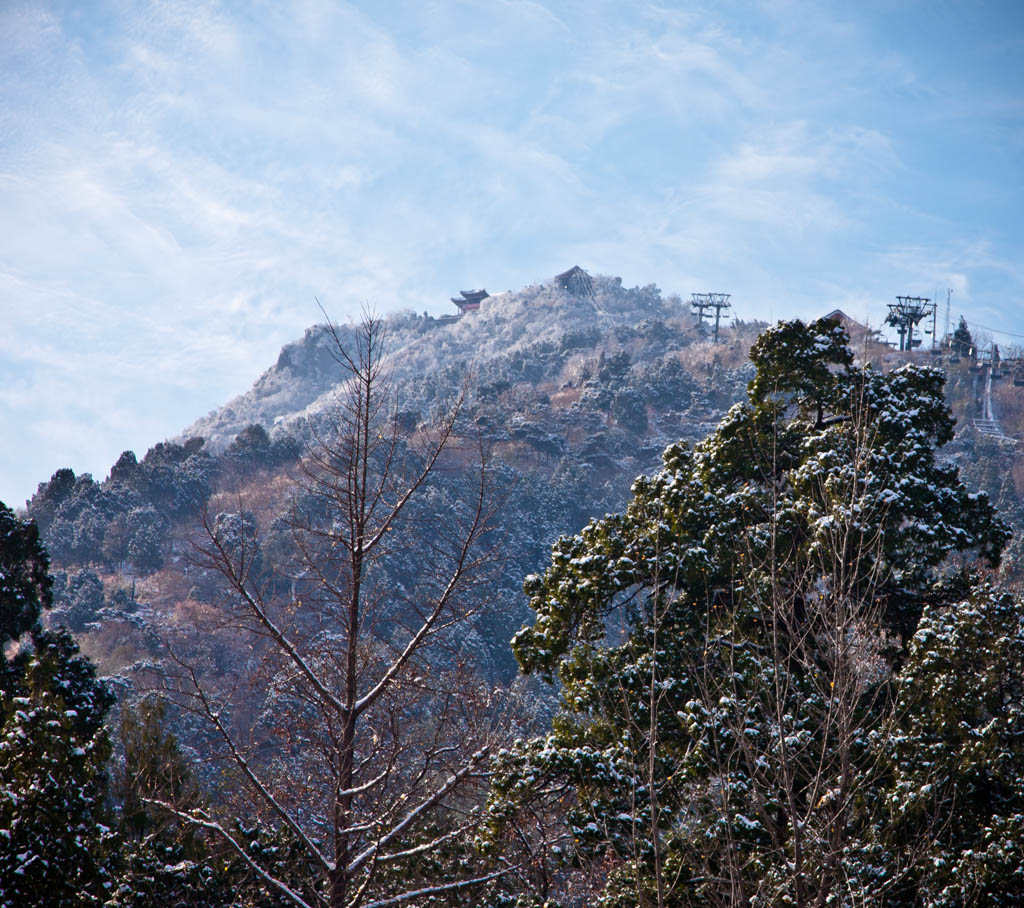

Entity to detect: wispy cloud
[1,0,1022,505]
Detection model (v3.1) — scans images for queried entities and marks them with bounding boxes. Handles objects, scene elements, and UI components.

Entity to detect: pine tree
[0,503,117,906]
[0,504,245,907]
[884,586,1024,907]
[952,315,975,358]
[0,501,52,646]
[490,319,1010,907]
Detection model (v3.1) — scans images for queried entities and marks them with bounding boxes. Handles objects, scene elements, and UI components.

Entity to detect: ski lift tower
[885,296,935,352]
[691,292,732,343]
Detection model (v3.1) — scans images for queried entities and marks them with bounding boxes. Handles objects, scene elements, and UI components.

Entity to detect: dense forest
[5,275,1024,906]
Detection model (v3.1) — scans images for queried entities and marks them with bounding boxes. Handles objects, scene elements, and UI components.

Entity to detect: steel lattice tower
[885,296,935,351]
[691,293,732,343]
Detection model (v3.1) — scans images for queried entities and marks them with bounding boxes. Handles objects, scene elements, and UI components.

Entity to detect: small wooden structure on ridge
[823,309,882,350]
[555,265,595,299]
[450,289,489,314]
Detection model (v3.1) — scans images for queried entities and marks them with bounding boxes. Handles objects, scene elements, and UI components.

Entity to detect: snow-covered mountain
[182,272,688,448]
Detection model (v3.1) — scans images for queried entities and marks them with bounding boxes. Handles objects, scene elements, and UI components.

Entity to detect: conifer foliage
[952,315,975,358]
[491,319,1012,907]
[0,505,228,907]
[886,586,1024,905]
[0,503,115,906]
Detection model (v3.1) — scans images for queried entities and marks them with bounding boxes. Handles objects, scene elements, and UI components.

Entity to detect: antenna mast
[944,289,952,351]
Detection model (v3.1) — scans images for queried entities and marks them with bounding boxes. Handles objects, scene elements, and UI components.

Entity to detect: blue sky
[2,0,1023,507]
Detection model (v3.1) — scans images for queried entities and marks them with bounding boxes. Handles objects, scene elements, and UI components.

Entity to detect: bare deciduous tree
[157,314,511,908]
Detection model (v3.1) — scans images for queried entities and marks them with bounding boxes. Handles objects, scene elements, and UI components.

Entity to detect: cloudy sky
[2,0,1022,507]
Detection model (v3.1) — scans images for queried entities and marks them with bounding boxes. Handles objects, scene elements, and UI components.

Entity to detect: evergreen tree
[107,698,242,908]
[884,586,1024,907]
[0,630,116,906]
[115,698,203,852]
[126,507,166,574]
[56,568,105,632]
[0,502,117,906]
[952,315,975,357]
[0,503,231,907]
[0,502,52,646]
[490,319,1010,907]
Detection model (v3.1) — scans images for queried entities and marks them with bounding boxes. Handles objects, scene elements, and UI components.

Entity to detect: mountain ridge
[180,273,693,449]
[26,270,1024,693]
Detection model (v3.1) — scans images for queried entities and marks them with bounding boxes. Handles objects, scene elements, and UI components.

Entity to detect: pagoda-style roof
[450,288,489,313]
[555,265,595,299]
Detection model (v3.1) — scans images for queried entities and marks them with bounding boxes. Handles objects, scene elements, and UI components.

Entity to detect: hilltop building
[823,308,864,331]
[450,289,489,314]
[823,309,882,348]
[555,265,595,299]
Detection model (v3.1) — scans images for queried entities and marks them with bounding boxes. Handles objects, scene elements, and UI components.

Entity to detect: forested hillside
[6,273,1024,906]
[24,276,765,683]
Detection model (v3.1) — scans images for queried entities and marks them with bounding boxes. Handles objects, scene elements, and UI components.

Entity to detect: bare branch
[143,799,324,908]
